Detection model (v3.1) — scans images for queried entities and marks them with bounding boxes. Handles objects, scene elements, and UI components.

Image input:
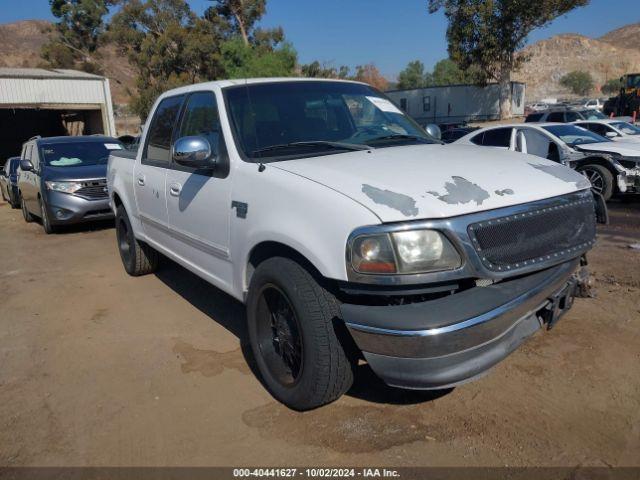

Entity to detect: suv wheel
[578,164,614,201]
[21,195,34,223]
[247,257,354,411]
[115,205,159,276]
[39,198,56,234]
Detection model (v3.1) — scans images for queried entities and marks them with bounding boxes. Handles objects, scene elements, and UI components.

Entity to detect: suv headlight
[350,229,461,275]
[45,181,83,194]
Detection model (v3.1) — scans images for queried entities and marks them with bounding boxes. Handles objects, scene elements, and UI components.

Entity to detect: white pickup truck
[108,78,600,410]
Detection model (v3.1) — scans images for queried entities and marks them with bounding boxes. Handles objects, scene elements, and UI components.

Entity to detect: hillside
[0,20,136,106]
[2,19,640,105]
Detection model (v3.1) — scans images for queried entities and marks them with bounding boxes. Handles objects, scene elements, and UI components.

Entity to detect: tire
[21,195,34,223]
[578,164,614,201]
[9,190,19,209]
[39,198,56,234]
[247,257,354,411]
[115,204,158,276]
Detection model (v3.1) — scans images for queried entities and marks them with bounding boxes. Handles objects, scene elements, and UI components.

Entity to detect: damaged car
[108,79,602,410]
[454,122,640,200]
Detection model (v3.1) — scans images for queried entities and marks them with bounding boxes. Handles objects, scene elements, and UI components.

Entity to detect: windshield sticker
[105,143,122,150]
[50,157,83,166]
[366,96,403,115]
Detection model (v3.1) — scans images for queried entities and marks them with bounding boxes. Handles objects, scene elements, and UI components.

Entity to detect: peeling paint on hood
[273,144,589,223]
[426,176,490,205]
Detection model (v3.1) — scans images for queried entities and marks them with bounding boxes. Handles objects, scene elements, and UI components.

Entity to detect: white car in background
[454,122,640,200]
[574,119,640,144]
[583,99,604,110]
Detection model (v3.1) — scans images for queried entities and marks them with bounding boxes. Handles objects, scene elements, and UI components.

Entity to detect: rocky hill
[0,20,136,106]
[513,24,640,101]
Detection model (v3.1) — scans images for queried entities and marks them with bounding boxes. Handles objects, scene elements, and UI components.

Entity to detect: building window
[400,98,408,112]
[423,96,431,112]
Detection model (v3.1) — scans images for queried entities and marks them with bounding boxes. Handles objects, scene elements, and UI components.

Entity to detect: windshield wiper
[366,134,433,144]
[252,141,371,157]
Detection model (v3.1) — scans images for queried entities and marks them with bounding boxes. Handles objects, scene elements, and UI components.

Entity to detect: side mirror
[20,159,33,172]
[172,136,216,169]
[605,131,618,138]
[424,124,442,140]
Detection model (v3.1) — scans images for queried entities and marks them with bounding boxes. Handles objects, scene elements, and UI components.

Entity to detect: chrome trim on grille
[345,189,595,286]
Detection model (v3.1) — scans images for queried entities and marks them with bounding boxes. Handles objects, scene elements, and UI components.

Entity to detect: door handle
[169,183,182,197]
[137,176,145,186]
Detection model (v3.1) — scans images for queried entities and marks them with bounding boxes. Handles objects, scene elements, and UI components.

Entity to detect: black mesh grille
[75,180,108,200]
[468,194,596,272]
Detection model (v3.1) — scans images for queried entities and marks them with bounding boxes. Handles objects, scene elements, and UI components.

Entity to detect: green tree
[601,78,621,96]
[428,0,589,118]
[41,0,115,72]
[397,60,429,89]
[108,0,226,118]
[560,70,594,96]
[301,61,351,79]
[431,58,473,85]
[220,37,297,78]
[205,0,266,46]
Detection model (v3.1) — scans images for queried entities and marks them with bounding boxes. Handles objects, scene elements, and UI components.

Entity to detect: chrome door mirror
[424,124,442,140]
[605,131,618,138]
[172,136,217,169]
[19,159,33,172]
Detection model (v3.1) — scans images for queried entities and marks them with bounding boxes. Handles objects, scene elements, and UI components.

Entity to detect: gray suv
[18,136,122,233]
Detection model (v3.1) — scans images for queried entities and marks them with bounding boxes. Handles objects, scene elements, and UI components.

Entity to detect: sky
[1,0,639,79]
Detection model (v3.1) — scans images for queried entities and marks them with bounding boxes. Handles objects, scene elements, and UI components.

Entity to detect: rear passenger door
[165,91,233,289]
[21,144,39,211]
[135,95,184,247]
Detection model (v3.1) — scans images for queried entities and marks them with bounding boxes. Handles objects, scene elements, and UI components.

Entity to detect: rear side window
[546,111,565,122]
[580,123,608,136]
[144,95,184,166]
[565,111,581,122]
[480,128,512,147]
[525,113,543,122]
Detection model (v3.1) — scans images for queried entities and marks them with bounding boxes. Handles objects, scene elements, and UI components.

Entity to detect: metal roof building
[0,68,116,160]
[386,82,526,126]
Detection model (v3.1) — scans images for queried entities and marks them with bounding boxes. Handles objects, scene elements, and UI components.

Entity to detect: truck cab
[108,79,598,410]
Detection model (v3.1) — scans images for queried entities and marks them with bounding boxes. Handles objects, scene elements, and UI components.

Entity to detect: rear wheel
[247,257,354,411]
[115,204,158,276]
[578,164,614,201]
[21,195,33,223]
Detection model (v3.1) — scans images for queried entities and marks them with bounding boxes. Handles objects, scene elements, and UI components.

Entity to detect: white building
[0,68,116,160]
[386,82,526,126]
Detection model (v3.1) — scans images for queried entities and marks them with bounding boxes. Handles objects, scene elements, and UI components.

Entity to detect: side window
[423,96,430,112]
[519,129,552,158]
[400,98,408,112]
[565,111,581,122]
[144,95,184,166]
[178,92,223,158]
[547,111,564,122]
[470,132,483,145]
[481,128,512,147]
[583,123,607,136]
[525,112,543,122]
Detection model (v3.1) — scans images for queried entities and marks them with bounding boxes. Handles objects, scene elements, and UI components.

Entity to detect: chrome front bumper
[342,259,581,389]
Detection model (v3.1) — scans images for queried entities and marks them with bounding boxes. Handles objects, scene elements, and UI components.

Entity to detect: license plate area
[540,279,577,330]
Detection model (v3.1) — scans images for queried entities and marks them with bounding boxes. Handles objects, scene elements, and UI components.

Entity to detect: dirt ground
[0,196,639,468]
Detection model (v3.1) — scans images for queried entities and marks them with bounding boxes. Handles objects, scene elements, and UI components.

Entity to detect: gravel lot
[0,196,639,468]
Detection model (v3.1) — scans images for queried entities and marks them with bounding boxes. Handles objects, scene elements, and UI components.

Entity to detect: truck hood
[575,141,640,156]
[273,144,591,222]
[43,163,108,182]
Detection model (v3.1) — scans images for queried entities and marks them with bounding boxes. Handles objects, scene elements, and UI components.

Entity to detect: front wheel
[115,205,158,276]
[39,198,56,234]
[578,164,614,201]
[21,195,34,223]
[247,257,354,411]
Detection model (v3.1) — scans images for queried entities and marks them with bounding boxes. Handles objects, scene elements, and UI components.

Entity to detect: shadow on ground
[154,257,451,406]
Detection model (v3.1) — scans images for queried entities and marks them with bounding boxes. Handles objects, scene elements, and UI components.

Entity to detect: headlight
[45,181,83,194]
[350,229,461,275]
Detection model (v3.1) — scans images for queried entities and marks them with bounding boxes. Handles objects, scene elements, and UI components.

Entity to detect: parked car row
[2,78,607,412]
[1,135,123,233]
[453,121,640,200]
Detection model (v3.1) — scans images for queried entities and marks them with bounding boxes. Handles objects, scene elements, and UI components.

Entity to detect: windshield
[611,121,640,135]
[224,81,435,161]
[41,141,122,167]
[542,124,610,147]
[579,109,606,120]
